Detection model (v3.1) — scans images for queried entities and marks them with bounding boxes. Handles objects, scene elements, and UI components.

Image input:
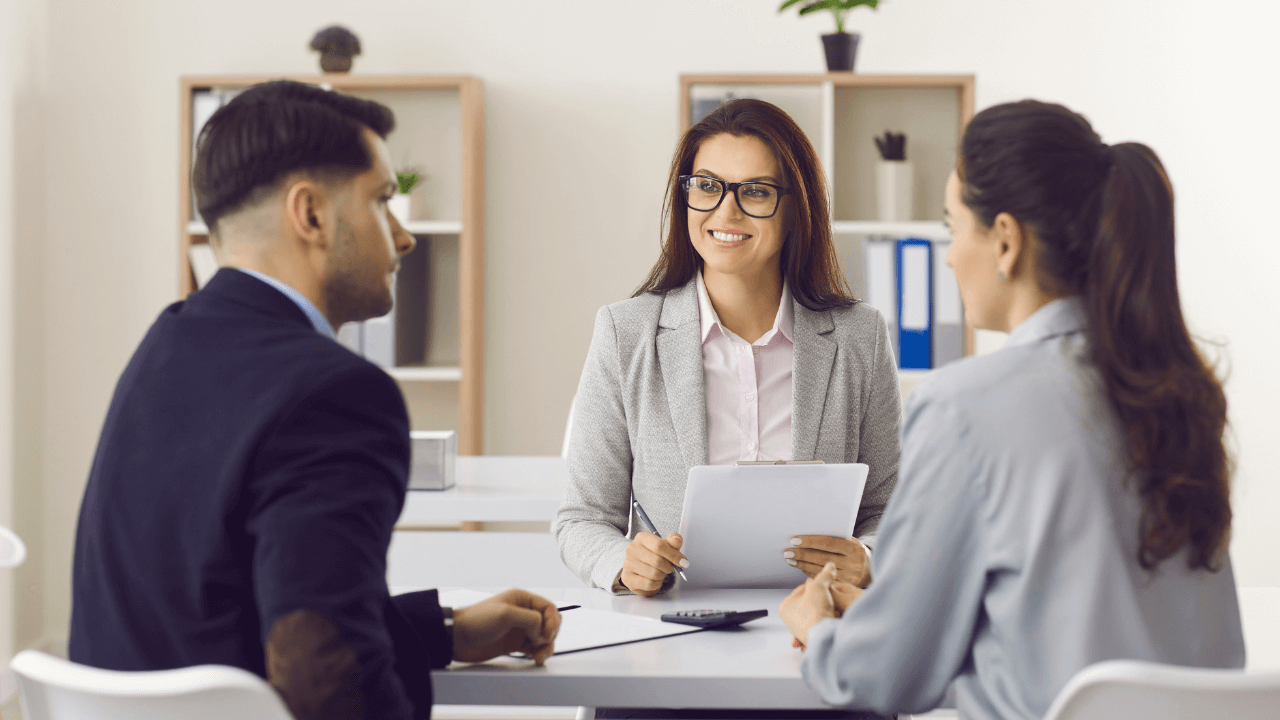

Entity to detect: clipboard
[676,463,868,589]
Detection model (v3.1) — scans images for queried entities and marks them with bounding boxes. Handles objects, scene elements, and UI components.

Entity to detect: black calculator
[660,608,768,629]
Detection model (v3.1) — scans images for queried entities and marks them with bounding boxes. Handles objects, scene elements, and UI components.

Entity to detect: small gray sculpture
[310,25,361,74]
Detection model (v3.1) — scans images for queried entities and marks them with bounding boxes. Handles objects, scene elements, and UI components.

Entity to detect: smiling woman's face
[687,133,786,283]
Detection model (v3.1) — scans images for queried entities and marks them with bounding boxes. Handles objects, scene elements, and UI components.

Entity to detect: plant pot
[821,32,860,73]
[320,51,353,73]
[388,194,412,224]
[876,161,914,221]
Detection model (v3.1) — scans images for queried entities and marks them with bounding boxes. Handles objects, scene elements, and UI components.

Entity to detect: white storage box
[409,431,456,490]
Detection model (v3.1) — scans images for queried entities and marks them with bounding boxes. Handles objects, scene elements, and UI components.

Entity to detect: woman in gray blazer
[780,100,1245,720]
[554,99,901,596]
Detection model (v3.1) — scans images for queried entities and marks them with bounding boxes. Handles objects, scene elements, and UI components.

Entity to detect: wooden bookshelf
[680,73,976,359]
[178,75,485,454]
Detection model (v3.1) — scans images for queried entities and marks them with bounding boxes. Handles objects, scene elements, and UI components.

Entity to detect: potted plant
[778,0,880,72]
[310,25,361,74]
[873,131,912,221]
[390,169,422,224]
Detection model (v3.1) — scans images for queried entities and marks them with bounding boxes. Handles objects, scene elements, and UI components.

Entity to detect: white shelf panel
[388,366,463,382]
[831,220,951,238]
[403,220,463,235]
[186,219,464,236]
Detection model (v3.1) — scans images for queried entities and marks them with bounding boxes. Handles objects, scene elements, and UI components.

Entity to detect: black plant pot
[821,32,861,72]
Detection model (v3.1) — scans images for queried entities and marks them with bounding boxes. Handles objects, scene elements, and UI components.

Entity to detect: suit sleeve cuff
[390,589,453,669]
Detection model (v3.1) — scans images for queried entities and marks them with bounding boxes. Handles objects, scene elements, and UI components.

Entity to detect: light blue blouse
[800,297,1245,720]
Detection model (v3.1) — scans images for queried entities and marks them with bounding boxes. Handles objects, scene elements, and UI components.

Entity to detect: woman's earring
[997,270,1007,282]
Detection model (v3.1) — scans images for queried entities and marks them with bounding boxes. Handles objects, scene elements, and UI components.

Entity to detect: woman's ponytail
[959,101,1232,572]
[1087,143,1231,571]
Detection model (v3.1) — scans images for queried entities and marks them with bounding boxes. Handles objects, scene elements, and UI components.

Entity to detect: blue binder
[896,239,932,369]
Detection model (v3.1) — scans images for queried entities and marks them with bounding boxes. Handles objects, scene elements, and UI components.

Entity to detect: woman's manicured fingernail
[679,558,690,568]
[787,559,798,567]
[791,537,803,546]
[784,550,795,559]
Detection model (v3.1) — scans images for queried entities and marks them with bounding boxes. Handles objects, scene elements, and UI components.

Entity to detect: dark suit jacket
[70,268,447,720]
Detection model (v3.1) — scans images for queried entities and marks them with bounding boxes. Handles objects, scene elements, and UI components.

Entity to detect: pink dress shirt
[696,272,794,466]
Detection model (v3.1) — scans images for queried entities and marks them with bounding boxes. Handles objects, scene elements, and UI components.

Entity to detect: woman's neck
[702,265,784,344]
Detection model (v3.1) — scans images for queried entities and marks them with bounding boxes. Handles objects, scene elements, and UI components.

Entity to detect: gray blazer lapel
[655,282,709,469]
[792,302,837,461]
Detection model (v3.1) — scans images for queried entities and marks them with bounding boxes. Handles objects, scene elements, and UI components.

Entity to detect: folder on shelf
[896,239,932,370]
[362,313,395,368]
[336,322,363,355]
[187,244,219,289]
[862,236,898,362]
[932,240,965,368]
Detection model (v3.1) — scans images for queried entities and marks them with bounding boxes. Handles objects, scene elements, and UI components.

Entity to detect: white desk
[388,532,582,589]
[429,586,824,710]
[399,456,567,526]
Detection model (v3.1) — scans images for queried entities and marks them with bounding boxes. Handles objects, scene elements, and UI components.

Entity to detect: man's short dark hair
[192,80,395,233]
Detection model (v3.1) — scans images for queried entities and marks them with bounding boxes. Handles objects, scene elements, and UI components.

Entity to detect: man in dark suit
[69,80,559,720]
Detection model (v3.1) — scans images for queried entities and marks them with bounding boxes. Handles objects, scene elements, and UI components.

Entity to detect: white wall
[4,0,1278,650]
[2,0,49,665]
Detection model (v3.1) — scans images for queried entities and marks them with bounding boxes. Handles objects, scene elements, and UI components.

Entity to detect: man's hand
[779,562,845,648]
[784,535,871,588]
[452,589,561,665]
[621,532,688,596]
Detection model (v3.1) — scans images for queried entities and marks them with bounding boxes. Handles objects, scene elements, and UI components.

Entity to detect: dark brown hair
[958,100,1231,572]
[193,80,395,233]
[633,99,854,311]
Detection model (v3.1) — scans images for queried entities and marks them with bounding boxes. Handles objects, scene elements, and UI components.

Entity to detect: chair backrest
[1042,659,1280,720]
[561,392,577,459]
[11,650,293,720]
[0,525,26,568]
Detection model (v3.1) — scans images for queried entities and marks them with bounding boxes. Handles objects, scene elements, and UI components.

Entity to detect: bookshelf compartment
[831,86,960,223]
[347,88,464,224]
[688,84,828,162]
[399,380,461,434]
[180,75,485,453]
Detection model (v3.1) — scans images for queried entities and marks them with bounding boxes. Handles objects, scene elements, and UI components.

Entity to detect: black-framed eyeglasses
[678,174,788,219]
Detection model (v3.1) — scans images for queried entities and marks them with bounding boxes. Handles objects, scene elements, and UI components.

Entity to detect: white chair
[11,649,293,720]
[0,525,27,708]
[0,525,26,569]
[561,392,577,459]
[1042,659,1280,720]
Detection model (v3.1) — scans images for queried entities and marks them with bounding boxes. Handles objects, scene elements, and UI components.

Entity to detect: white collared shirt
[696,272,794,465]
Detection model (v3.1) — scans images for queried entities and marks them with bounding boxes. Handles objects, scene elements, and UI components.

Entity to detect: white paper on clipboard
[436,590,699,655]
[676,463,868,589]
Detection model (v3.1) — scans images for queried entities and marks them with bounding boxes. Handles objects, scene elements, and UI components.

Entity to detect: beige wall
[2,0,1278,653]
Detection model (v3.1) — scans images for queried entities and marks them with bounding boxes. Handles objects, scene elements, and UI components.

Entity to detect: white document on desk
[436,590,700,655]
[677,463,868,589]
[551,607,700,654]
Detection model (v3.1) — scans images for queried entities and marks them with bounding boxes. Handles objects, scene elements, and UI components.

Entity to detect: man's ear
[282,179,330,250]
[990,211,1025,281]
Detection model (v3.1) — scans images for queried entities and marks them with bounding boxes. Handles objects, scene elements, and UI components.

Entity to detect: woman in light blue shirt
[779,100,1245,720]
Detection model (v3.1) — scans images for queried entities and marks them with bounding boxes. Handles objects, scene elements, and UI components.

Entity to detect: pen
[632,499,689,582]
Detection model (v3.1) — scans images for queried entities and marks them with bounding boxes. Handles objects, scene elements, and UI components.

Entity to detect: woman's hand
[779,562,842,648]
[452,589,561,665]
[620,532,688,597]
[784,535,871,588]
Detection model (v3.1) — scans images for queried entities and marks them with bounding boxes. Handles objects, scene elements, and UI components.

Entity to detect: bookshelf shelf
[388,366,464,382]
[179,74,486,454]
[186,219,464,237]
[404,220,463,235]
[831,221,951,238]
[681,73,975,362]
